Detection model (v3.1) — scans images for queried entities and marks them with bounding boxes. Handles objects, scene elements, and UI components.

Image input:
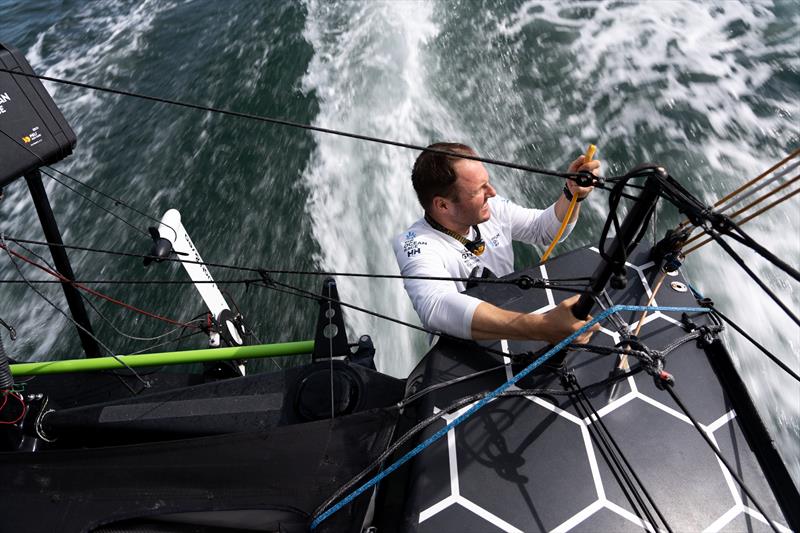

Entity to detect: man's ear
[432,195,449,213]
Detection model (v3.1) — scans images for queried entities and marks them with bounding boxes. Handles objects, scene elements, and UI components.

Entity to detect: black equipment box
[0,42,77,188]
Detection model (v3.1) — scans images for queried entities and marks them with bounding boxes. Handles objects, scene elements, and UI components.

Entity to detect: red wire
[0,242,201,329]
[0,391,26,425]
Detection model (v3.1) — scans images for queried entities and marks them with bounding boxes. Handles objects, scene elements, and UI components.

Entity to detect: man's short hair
[411,142,477,211]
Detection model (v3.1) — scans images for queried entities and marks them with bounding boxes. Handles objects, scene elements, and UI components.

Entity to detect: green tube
[9,340,315,377]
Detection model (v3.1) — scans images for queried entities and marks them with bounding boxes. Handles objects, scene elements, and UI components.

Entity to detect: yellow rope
[540,195,577,263]
[540,144,595,263]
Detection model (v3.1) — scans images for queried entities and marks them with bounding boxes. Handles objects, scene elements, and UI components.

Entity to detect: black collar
[424,214,485,256]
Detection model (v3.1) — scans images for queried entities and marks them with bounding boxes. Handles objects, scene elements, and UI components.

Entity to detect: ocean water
[1,0,798,484]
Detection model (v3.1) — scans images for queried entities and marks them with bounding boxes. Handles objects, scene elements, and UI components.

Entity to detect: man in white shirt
[393,142,600,345]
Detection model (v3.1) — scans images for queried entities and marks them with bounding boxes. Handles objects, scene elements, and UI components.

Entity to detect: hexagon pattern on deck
[416,249,791,533]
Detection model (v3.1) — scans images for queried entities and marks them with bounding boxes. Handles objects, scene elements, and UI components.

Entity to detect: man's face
[449,159,496,227]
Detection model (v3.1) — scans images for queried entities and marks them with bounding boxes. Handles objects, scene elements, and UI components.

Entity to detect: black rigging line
[42,164,179,240]
[0,235,150,389]
[0,67,579,181]
[707,230,800,328]
[723,224,800,284]
[1,235,594,290]
[707,306,800,383]
[0,278,265,285]
[399,359,641,409]
[0,126,180,243]
[663,383,781,533]
[566,373,673,533]
[570,387,653,529]
[0,277,592,296]
[40,169,149,238]
[11,238,202,343]
[256,276,532,363]
[313,387,617,525]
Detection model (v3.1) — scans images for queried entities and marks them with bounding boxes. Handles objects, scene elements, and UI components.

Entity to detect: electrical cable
[0,391,26,425]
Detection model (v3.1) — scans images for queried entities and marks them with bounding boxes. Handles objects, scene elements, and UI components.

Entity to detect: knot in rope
[616,337,669,386]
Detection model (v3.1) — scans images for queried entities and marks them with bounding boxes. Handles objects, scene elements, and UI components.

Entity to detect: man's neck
[425,212,470,236]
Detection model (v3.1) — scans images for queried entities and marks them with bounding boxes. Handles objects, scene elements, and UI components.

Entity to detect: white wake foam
[498,0,800,483]
[300,0,467,376]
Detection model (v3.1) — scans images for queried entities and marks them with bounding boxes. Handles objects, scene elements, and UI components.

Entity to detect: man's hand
[534,294,600,345]
[566,154,601,200]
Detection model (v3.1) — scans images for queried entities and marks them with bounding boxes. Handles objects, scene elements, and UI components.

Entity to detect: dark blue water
[1,0,798,483]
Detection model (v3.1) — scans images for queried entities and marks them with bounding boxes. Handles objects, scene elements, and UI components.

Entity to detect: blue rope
[310,304,710,529]
[686,281,705,299]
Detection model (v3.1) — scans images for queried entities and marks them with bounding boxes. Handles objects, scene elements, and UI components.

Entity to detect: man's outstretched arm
[470,294,599,345]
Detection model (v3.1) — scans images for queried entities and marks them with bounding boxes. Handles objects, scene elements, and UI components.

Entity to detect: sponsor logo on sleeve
[403,236,427,257]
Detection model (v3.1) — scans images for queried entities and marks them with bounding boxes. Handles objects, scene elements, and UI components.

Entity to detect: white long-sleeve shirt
[393,196,574,339]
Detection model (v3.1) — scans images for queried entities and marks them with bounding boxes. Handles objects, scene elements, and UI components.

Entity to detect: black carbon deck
[397,245,795,533]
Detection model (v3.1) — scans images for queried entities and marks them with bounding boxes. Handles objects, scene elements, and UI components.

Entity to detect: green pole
[10,340,315,377]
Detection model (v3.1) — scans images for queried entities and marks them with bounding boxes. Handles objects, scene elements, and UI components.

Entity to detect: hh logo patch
[403,238,426,257]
